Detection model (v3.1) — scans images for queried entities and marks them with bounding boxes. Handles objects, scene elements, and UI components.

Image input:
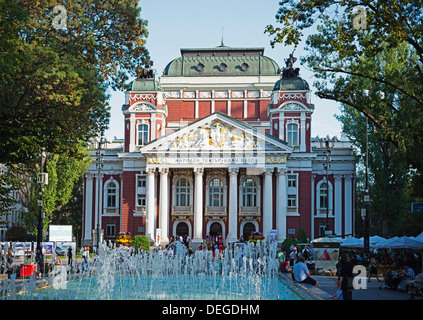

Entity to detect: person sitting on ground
[292,257,318,287]
[407,272,423,299]
[329,281,343,300]
[398,265,415,292]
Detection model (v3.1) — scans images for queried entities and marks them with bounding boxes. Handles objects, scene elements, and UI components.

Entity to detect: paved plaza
[281,273,423,300]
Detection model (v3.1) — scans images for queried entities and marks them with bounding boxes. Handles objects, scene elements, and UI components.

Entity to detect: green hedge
[132,235,150,253]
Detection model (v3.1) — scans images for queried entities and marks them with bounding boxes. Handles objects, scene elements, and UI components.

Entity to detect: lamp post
[363,116,370,258]
[36,148,48,267]
[320,137,335,236]
[362,89,373,259]
[93,132,107,251]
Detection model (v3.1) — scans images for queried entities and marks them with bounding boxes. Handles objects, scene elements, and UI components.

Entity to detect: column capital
[194,167,204,175]
[344,174,353,181]
[276,167,287,176]
[334,174,343,182]
[264,167,274,175]
[229,167,239,175]
[159,167,169,175]
[146,167,156,175]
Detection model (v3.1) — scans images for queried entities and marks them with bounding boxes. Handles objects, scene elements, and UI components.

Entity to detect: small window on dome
[218,63,227,72]
[240,63,249,71]
[196,63,205,72]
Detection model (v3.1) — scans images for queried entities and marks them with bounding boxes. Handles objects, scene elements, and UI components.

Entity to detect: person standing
[339,254,354,300]
[67,246,73,268]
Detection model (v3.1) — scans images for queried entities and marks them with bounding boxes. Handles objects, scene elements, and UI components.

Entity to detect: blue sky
[105,0,342,140]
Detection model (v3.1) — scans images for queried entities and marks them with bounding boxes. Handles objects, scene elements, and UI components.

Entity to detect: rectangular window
[287,194,297,207]
[137,176,146,188]
[137,194,146,207]
[137,123,149,146]
[287,123,299,146]
[288,175,296,187]
[106,221,116,237]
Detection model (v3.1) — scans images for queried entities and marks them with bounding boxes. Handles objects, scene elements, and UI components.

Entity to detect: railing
[171,206,193,216]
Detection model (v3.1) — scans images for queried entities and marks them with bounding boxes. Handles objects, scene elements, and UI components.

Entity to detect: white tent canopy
[340,237,362,248]
[378,236,423,249]
[311,237,343,244]
[340,236,387,248]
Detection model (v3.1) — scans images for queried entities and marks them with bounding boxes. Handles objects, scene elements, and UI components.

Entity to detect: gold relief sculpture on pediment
[169,121,260,151]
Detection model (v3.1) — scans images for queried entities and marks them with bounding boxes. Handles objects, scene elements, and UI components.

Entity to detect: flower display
[248,231,265,243]
[116,231,133,247]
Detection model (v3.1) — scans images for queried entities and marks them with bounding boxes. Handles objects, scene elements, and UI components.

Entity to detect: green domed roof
[273,76,310,91]
[128,78,163,92]
[163,46,281,77]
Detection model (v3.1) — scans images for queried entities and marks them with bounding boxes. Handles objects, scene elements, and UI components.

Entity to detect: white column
[193,168,204,244]
[84,174,94,241]
[300,112,306,152]
[151,114,157,141]
[146,168,156,241]
[344,175,353,236]
[279,115,285,141]
[159,168,169,244]
[129,113,136,152]
[276,168,287,243]
[263,168,274,237]
[229,167,239,242]
[334,175,343,236]
[311,174,316,239]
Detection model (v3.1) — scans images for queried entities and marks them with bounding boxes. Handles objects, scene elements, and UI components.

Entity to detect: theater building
[82,45,356,247]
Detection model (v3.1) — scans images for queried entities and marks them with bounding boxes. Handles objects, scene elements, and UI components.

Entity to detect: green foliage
[132,235,150,253]
[266,1,423,172]
[0,0,149,167]
[0,0,149,233]
[6,225,34,242]
[297,229,309,243]
[281,238,298,254]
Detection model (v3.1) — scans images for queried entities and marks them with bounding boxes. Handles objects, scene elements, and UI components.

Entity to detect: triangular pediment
[140,112,292,154]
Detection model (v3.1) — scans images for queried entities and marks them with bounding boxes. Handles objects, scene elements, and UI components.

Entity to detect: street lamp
[319,137,335,236]
[36,148,48,267]
[91,132,108,251]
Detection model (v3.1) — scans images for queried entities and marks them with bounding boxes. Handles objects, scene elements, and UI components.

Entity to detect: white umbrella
[379,236,423,249]
[340,237,362,248]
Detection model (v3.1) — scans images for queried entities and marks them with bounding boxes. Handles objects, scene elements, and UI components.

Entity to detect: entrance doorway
[209,222,222,237]
[176,221,189,237]
[242,222,256,241]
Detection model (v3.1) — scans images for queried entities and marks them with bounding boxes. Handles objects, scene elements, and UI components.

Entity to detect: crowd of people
[276,242,423,300]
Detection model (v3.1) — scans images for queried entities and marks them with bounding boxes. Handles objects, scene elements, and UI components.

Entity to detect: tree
[51,176,84,244]
[337,105,411,238]
[25,144,90,237]
[0,0,149,167]
[0,0,149,225]
[265,1,423,171]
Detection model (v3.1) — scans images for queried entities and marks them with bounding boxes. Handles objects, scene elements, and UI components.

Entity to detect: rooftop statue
[282,53,300,78]
[136,61,155,79]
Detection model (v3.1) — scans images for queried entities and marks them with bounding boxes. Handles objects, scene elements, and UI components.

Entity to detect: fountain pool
[5,241,304,300]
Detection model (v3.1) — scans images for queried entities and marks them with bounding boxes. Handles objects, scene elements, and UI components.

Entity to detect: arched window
[107,182,117,208]
[176,178,190,206]
[319,182,328,210]
[287,122,299,146]
[242,178,257,207]
[209,178,224,207]
[316,180,333,215]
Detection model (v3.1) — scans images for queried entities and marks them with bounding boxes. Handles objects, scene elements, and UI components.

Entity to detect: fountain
[1,241,304,300]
